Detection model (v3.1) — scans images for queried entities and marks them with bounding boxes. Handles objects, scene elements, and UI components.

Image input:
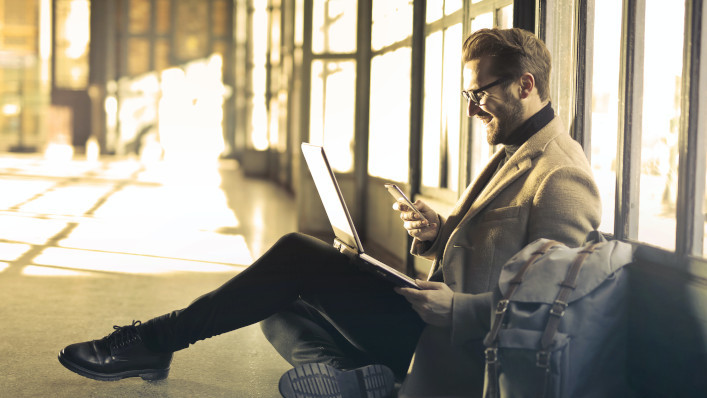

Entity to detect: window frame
[461,0,513,190]
[418,3,464,203]
[543,0,707,260]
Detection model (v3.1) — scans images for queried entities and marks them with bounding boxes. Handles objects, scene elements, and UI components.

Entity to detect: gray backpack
[482,232,634,398]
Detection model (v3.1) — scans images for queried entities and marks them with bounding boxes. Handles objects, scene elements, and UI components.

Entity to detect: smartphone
[384,183,428,224]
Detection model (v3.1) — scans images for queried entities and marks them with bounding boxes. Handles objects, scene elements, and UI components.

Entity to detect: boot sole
[279,363,394,398]
[58,353,170,382]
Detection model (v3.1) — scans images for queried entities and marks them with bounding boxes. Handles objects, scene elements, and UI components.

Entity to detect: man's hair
[462,28,552,101]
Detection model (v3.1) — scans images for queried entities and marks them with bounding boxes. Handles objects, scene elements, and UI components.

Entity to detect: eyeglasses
[461,77,510,106]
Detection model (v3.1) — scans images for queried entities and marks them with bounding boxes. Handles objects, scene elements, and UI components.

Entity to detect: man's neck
[502,102,554,147]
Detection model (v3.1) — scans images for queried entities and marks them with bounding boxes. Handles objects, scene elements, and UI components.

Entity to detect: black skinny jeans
[140,233,426,379]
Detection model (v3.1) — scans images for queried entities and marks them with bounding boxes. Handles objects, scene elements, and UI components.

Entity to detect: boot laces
[105,320,142,350]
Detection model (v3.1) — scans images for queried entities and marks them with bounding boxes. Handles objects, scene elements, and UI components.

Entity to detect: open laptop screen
[301,143,362,251]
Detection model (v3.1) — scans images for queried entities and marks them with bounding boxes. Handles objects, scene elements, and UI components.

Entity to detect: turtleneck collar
[502,102,554,150]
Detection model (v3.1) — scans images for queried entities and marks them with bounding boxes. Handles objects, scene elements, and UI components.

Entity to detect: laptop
[301,143,420,289]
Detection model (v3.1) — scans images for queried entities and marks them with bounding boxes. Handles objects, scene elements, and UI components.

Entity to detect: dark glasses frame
[461,77,511,105]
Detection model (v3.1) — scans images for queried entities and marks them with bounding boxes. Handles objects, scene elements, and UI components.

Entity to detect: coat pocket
[482,205,521,222]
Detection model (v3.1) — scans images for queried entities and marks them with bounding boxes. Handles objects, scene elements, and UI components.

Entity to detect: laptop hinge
[333,238,359,258]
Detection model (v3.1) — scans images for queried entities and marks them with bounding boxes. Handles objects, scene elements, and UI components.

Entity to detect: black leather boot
[58,320,173,381]
[279,363,396,398]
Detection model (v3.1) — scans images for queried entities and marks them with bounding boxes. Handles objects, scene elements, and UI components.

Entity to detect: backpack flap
[497,238,633,305]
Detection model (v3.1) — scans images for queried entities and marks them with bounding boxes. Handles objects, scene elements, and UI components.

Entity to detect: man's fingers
[404,220,432,229]
[415,279,440,289]
[395,286,427,303]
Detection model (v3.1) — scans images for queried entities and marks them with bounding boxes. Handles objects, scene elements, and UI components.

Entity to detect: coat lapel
[437,149,505,241]
[454,117,563,230]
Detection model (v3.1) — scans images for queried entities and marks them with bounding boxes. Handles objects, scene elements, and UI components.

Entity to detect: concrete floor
[0,154,296,397]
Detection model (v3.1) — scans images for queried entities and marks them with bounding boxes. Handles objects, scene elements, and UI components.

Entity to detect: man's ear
[519,73,535,99]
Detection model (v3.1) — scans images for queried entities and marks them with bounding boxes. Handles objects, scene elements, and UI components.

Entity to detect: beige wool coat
[398,116,602,398]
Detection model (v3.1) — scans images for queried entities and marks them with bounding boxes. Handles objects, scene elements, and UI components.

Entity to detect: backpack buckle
[485,347,498,364]
[536,350,550,368]
[550,300,568,317]
[495,299,509,315]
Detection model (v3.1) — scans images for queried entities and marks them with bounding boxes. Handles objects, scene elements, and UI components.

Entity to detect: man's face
[463,57,525,145]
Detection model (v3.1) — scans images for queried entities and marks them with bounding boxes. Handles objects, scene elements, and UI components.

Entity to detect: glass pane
[590,0,622,234]
[497,4,513,28]
[469,12,494,178]
[471,11,493,32]
[637,0,684,250]
[422,32,443,188]
[442,24,463,191]
[129,0,151,34]
[546,0,576,133]
[54,0,90,89]
[426,0,444,23]
[155,0,171,34]
[212,0,229,37]
[312,0,357,54]
[174,0,209,60]
[445,0,463,15]
[368,48,412,182]
[372,0,413,51]
[128,38,150,76]
[250,1,269,150]
[309,60,356,172]
[154,39,170,71]
[270,8,281,63]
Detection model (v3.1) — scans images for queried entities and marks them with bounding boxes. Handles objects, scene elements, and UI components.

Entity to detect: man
[394,27,601,397]
[58,28,600,398]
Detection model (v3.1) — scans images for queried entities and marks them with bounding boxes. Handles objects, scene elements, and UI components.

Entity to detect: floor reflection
[0,154,253,277]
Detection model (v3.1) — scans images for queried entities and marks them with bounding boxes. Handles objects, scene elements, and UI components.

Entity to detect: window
[636,0,685,251]
[467,1,513,183]
[368,48,412,183]
[421,1,462,192]
[590,0,622,233]
[308,0,357,171]
[55,0,90,89]
[309,60,356,172]
[367,0,414,182]
[576,0,705,256]
[312,0,357,54]
[250,1,269,150]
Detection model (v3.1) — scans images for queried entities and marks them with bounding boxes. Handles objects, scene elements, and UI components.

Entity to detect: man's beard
[485,96,524,145]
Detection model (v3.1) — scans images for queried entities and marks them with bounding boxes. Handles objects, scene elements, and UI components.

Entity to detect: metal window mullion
[536,0,548,43]
[407,0,426,276]
[353,0,372,237]
[149,0,156,71]
[299,0,312,146]
[614,0,645,240]
[572,0,594,159]
[676,0,706,256]
[439,28,448,189]
[461,0,473,190]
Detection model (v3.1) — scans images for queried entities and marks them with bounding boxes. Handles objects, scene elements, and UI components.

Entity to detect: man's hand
[393,199,440,242]
[395,280,453,327]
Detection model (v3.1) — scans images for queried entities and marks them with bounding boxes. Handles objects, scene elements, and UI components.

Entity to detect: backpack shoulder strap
[483,240,561,398]
[534,241,604,398]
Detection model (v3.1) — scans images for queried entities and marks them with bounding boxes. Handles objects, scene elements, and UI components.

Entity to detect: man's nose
[466,100,481,117]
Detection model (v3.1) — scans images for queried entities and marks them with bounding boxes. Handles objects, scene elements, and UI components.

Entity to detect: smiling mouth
[477,112,493,125]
